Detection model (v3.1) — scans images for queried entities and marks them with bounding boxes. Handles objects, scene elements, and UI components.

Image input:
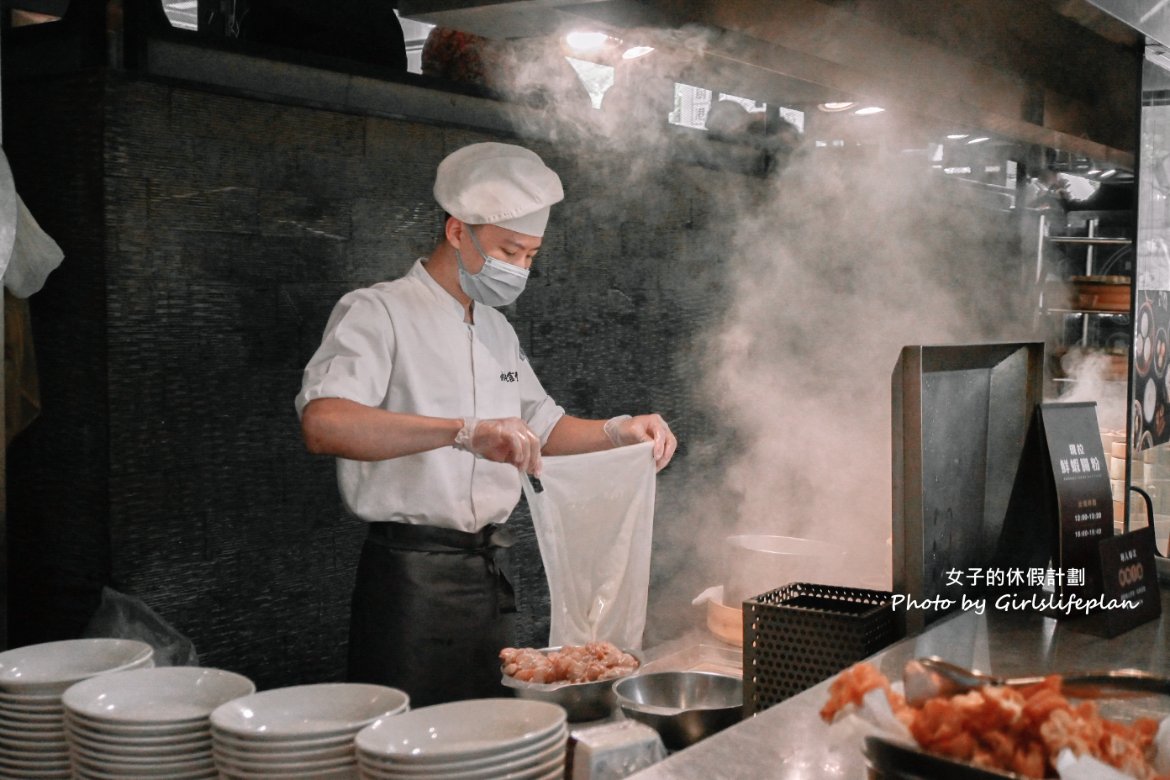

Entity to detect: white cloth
[4,194,64,298]
[522,441,657,649]
[296,259,565,531]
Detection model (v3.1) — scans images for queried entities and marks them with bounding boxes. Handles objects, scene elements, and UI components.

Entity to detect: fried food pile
[499,642,639,684]
[821,662,1168,779]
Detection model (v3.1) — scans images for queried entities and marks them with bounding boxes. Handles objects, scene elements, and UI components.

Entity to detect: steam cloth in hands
[522,441,657,650]
[5,193,64,298]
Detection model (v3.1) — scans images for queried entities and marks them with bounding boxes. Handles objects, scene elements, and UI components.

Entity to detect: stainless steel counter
[629,590,1170,779]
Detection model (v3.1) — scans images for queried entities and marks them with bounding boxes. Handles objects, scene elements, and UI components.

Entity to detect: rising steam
[493,29,1053,643]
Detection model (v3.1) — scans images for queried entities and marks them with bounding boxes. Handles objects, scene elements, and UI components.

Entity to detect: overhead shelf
[1045,236,1132,245]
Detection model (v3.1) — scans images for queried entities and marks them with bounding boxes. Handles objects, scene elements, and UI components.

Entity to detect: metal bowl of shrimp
[499,643,643,722]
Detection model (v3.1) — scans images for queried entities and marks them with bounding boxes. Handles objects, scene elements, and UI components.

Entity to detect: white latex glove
[454,417,543,476]
[603,413,677,471]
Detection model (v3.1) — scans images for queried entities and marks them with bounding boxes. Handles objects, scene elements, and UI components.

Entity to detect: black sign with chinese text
[1088,526,1163,638]
[1037,402,1114,603]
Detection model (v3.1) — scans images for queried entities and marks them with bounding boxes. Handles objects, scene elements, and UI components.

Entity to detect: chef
[295,142,677,706]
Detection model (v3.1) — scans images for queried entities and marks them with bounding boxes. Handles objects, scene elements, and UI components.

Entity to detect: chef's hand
[603,413,677,471]
[454,417,543,476]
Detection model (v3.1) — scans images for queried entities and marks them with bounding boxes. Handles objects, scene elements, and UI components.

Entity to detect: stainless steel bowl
[612,671,743,750]
[500,646,642,722]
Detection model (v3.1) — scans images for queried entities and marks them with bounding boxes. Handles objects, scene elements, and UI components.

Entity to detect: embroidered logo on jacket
[500,371,519,383]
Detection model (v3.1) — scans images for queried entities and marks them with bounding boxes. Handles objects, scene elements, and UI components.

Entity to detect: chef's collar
[411,258,468,321]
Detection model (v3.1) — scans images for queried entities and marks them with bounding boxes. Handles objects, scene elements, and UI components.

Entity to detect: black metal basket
[743,583,897,716]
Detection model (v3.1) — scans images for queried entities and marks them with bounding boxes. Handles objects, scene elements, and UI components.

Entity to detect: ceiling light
[966,136,990,144]
[1101,169,1117,178]
[622,45,654,60]
[854,106,885,115]
[946,133,969,140]
[564,31,612,54]
[817,102,856,112]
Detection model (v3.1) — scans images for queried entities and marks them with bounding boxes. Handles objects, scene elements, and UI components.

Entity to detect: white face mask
[455,226,530,307]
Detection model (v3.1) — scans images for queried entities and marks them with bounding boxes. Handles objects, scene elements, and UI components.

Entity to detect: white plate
[73,765,216,780]
[66,708,211,738]
[0,693,66,711]
[212,726,354,753]
[360,752,564,780]
[0,744,69,762]
[211,683,408,740]
[67,727,211,755]
[358,724,564,771]
[0,722,66,741]
[70,750,215,776]
[0,640,153,694]
[0,706,65,725]
[218,766,357,780]
[71,741,211,765]
[0,753,72,771]
[64,667,254,724]
[366,741,563,779]
[0,734,67,753]
[213,738,354,762]
[355,699,565,763]
[0,711,65,728]
[213,750,354,773]
[0,689,63,705]
[0,768,70,780]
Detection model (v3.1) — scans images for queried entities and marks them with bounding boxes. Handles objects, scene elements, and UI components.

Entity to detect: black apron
[346,522,516,708]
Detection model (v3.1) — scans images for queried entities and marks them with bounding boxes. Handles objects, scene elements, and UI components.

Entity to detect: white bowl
[355,698,565,763]
[360,754,563,780]
[0,725,66,743]
[213,749,354,773]
[212,726,354,753]
[210,683,408,739]
[0,702,66,719]
[1,742,69,761]
[66,709,211,738]
[0,691,67,709]
[70,750,215,776]
[73,767,215,780]
[65,725,210,748]
[360,738,563,779]
[63,667,254,725]
[67,728,211,757]
[0,757,70,776]
[71,743,212,767]
[213,738,353,762]
[0,640,153,694]
[217,766,356,780]
[0,712,66,731]
[357,724,564,771]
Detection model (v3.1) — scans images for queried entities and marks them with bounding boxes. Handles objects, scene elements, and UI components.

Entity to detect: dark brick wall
[4,72,735,688]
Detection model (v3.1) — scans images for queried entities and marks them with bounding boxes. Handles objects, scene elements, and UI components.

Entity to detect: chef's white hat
[434,142,564,238]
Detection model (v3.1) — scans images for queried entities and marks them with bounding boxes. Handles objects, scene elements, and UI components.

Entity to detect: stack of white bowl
[209,682,410,780]
[355,698,567,780]
[0,638,153,780]
[62,665,255,779]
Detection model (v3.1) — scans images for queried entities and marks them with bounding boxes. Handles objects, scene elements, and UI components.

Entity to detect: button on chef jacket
[295,259,565,532]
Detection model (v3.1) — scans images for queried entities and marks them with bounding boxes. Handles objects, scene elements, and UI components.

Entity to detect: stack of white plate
[62,665,255,780]
[355,698,567,780]
[0,638,154,780]
[210,682,410,780]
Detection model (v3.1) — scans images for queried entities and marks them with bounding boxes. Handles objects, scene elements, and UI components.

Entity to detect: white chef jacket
[295,259,565,531]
